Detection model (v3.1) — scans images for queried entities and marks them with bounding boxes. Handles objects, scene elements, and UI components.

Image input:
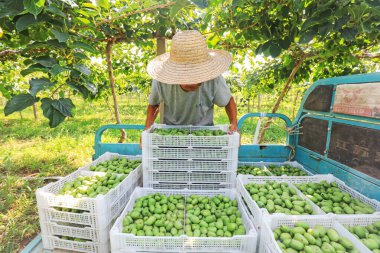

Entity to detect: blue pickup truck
[23,72,380,252]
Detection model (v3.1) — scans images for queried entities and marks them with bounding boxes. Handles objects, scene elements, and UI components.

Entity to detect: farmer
[143,30,237,133]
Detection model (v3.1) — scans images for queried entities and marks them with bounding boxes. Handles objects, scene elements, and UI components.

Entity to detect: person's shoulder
[203,75,225,86]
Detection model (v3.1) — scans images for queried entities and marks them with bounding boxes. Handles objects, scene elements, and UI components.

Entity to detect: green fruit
[330,241,345,251]
[280,233,292,241]
[305,245,323,253]
[321,242,336,253]
[353,226,368,239]
[339,237,353,250]
[294,233,309,246]
[304,233,317,245]
[327,229,340,242]
[295,222,310,230]
[362,238,380,250]
[290,239,305,251]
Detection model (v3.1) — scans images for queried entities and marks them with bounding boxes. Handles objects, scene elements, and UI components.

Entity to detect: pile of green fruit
[154,128,190,135]
[58,236,90,242]
[345,222,380,252]
[245,181,314,215]
[53,207,89,213]
[57,173,127,198]
[238,165,271,176]
[153,128,226,136]
[121,193,246,237]
[274,222,359,253]
[122,193,185,236]
[267,164,309,176]
[191,129,226,136]
[296,181,376,214]
[89,157,141,174]
[185,194,246,237]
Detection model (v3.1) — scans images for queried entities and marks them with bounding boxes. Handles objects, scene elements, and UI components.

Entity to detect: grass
[0,94,291,252]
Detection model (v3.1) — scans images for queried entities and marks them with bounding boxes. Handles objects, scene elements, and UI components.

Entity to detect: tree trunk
[247,96,250,113]
[106,39,126,143]
[157,37,166,124]
[292,90,300,120]
[33,103,38,121]
[258,53,306,143]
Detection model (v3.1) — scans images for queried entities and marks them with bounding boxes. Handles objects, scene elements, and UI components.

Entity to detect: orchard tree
[201,0,380,142]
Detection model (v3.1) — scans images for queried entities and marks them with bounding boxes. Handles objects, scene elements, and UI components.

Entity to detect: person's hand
[229,123,241,146]
[228,123,238,134]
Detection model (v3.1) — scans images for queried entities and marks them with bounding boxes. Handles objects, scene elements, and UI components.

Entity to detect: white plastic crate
[110,187,258,253]
[144,158,237,172]
[143,146,238,161]
[336,214,380,253]
[236,175,323,229]
[36,165,142,214]
[40,220,114,243]
[143,169,236,186]
[238,161,312,176]
[38,185,132,229]
[144,182,234,190]
[279,174,380,214]
[142,124,240,148]
[259,214,371,253]
[41,235,110,253]
[79,152,141,171]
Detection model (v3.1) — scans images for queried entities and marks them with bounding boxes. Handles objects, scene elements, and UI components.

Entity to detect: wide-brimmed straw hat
[147,30,232,85]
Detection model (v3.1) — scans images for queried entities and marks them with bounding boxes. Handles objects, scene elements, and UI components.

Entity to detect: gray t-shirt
[148,75,231,125]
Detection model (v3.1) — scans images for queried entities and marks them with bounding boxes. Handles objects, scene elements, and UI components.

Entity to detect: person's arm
[140,104,160,149]
[144,104,160,130]
[225,96,238,133]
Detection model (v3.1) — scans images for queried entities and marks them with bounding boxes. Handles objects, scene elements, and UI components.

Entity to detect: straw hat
[147,30,232,85]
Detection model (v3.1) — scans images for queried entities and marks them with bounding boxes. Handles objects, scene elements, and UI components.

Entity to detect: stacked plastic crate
[36,153,142,252]
[141,124,240,190]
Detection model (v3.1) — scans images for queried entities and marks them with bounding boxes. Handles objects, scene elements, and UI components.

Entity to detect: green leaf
[16,14,38,31]
[73,64,91,76]
[0,84,11,99]
[71,41,98,54]
[47,39,67,49]
[342,28,358,41]
[4,94,37,116]
[279,37,291,50]
[255,41,271,55]
[34,56,57,67]
[96,0,110,10]
[73,52,88,60]
[192,0,207,8]
[41,98,74,127]
[29,78,55,96]
[41,98,65,127]
[23,0,45,18]
[45,5,66,17]
[21,64,49,76]
[0,0,24,18]
[301,17,320,31]
[170,0,190,19]
[299,30,316,44]
[51,98,74,117]
[269,44,282,58]
[50,65,67,76]
[52,29,69,43]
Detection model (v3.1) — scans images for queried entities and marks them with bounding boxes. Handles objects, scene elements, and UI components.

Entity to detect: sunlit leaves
[23,0,45,18]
